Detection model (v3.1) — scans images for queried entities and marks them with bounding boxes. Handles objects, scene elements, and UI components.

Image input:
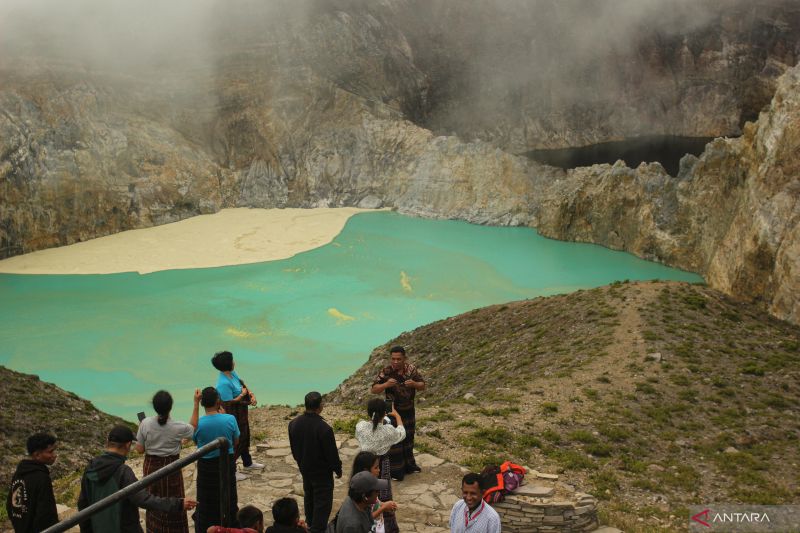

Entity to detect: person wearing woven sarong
[135,390,200,533]
[193,387,240,533]
[370,346,425,481]
[354,399,405,533]
[213,351,263,481]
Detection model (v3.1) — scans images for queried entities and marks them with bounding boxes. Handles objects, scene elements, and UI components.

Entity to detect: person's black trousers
[302,473,334,533]
[193,458,238,533]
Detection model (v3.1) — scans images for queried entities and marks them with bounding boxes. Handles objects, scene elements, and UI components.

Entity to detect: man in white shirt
[449,473,502,533]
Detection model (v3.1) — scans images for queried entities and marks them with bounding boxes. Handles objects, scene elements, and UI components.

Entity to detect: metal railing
[43,437,232,533]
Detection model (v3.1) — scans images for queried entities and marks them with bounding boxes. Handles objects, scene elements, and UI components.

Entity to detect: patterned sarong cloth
[143,454,189,533]
[379,454,399,533]
[193,457,238,533]
[221,399,250,463]
[387,407,417,480]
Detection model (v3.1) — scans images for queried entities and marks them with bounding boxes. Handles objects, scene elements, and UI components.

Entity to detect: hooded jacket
[77,452,183,533]
[5,459,58,533]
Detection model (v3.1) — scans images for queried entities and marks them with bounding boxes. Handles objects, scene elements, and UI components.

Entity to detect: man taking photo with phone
[370,345,425,481]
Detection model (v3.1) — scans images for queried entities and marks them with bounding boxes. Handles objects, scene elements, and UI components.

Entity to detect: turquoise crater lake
[0,212,701,419]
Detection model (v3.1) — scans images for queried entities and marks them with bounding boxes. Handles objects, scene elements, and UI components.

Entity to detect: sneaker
[243,462,265,470]
[407,465,422,473]
[235,472,249,482]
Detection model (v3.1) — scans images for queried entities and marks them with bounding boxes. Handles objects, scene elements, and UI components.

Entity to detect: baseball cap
[349,471,389,493]
[108,425,135,444]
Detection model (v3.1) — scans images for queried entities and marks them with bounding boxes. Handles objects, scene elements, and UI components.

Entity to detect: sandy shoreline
[0,207,381,275]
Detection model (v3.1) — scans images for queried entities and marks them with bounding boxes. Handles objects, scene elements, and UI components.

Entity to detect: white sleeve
[392,425,406,445]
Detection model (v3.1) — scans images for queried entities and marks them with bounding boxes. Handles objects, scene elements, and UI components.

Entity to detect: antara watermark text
[689,505,800,532]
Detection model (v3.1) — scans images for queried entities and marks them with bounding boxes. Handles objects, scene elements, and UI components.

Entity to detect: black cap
[108,425,135,444]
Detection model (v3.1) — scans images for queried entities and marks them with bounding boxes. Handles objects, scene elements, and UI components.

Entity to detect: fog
[0,0,795,142]
[400,0,777,102]
[0,0,315,73]
[0,0,766,75]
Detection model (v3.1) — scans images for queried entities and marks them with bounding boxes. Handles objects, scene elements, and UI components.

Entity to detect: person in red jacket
[6,433,59,533]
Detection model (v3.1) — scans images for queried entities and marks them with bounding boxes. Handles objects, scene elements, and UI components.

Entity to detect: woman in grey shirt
[135,389,200,533]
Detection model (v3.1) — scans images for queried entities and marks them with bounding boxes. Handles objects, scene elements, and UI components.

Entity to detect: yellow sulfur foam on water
[245,282,270,292]
[400,271,413,292]
[226,326,268,338]
[327,308,356,323]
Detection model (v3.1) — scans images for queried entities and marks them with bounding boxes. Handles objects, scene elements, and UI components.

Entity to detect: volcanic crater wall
[0,0,798,323]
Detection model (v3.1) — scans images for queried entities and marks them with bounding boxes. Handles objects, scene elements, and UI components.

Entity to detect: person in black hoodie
[288,392,341,533]
[77,425,196,533]
[6,432,59,532]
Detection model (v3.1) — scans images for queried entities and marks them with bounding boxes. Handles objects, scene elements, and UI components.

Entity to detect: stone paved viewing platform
[52,435,618,533]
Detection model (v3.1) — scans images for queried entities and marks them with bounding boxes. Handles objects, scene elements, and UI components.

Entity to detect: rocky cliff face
[535,63,800,323]
[0,0,798,323]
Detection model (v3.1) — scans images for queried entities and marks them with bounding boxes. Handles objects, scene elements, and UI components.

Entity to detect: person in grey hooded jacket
[77,425,196,533]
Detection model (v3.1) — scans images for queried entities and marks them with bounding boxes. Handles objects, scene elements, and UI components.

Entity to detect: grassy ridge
[329,281,800,531]
[0,366,130,520]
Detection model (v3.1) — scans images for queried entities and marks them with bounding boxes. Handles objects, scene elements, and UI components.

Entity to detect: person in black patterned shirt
[370,346,425,480]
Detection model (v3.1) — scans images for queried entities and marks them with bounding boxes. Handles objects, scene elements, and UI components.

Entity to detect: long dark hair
[152,390,173,426]
[367,398,385,430]
[351,451,378,478]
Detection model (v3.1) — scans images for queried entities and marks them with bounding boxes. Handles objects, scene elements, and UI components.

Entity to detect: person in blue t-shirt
[213,351,263,479]
[193,387,240,533]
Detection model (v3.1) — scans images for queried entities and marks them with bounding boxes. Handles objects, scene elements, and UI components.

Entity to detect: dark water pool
[525,135,715,176]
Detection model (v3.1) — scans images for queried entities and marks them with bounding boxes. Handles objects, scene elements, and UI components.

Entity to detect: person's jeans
[302,473,334,533]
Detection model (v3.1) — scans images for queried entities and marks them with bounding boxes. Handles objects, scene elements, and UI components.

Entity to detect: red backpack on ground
[480,461,527,503]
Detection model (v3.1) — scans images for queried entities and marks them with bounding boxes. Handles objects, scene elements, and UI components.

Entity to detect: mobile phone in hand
[384,399,393,414]
[137,411,146,422]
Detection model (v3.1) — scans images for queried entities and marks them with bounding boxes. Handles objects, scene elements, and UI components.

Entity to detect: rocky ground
[46,409,614,533]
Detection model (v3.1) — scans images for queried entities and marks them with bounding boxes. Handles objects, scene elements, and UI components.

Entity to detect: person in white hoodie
[354,398,405,533]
